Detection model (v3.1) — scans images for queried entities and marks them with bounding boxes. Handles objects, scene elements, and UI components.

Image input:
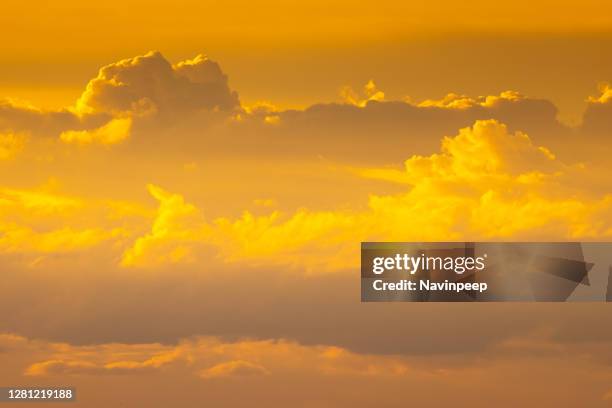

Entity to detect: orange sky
[1,2,612,406]
[2,0,612,122]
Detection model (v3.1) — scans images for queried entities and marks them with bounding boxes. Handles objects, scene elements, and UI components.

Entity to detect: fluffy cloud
[1,52,611,408]
[117,120,611,271]
[0,53,592,165]
[2,118,608,269]
[1,51,610,170]
[1,52,240,143]
[357,121,610,241]
[362,119,559,182]
[76,51,239,116]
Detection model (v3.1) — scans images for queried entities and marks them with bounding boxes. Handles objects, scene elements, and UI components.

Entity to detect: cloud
[116,120,612,271]
[0,52,609,171]
[0,98,110,141]
[587,83,612,105]
[25,342,182,376]
[60,117,132,145]
[0,53,587,165]
[1,53,611,408]
[0,185,82,215]
[26,360,102,376]
[361,119,558,182]
[1,117,604,270]
[355,121,611,241]
[0,185,130,255]
[120,184,208,267]
[417,90,525,109]
[341,80,385,107]
[0,226,121,254]
[76,51,239,116]
[581,83,612,137]
[18,335,408,379]
[3,331,611,407]
[212,209,359,271]
[199,360,270,379]
[234,89,568,165]
[2,52,240,144]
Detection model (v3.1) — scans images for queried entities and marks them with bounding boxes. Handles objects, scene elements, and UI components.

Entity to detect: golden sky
[1,2,612,407]
[3,0,612,122]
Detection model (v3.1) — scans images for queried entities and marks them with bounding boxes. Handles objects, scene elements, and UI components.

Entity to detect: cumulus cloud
[2,52,240,145]
[0,51,610,169]
[362,119,558,182]
[3,117,608,270]
[1,52,612,408]
[76,51,239,116]
[0,53,588,164]
[356,121,610,241]
[112,120,610,272]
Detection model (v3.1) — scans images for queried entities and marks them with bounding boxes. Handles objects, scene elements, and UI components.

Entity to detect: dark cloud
[581,100,612,136]
[0,99,108,137]
[0,51,240,139]
[1,254,610,358]
[1,51,606,166]
[257,95,569,163]
[76,51,239,116]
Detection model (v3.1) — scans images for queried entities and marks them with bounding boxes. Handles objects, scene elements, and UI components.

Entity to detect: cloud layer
[114,120,611,271]
[0,51,611,408]
[2,331,611,407]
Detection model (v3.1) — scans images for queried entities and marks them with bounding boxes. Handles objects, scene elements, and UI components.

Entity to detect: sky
[1,2,612,407]
[3,1,612,123]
